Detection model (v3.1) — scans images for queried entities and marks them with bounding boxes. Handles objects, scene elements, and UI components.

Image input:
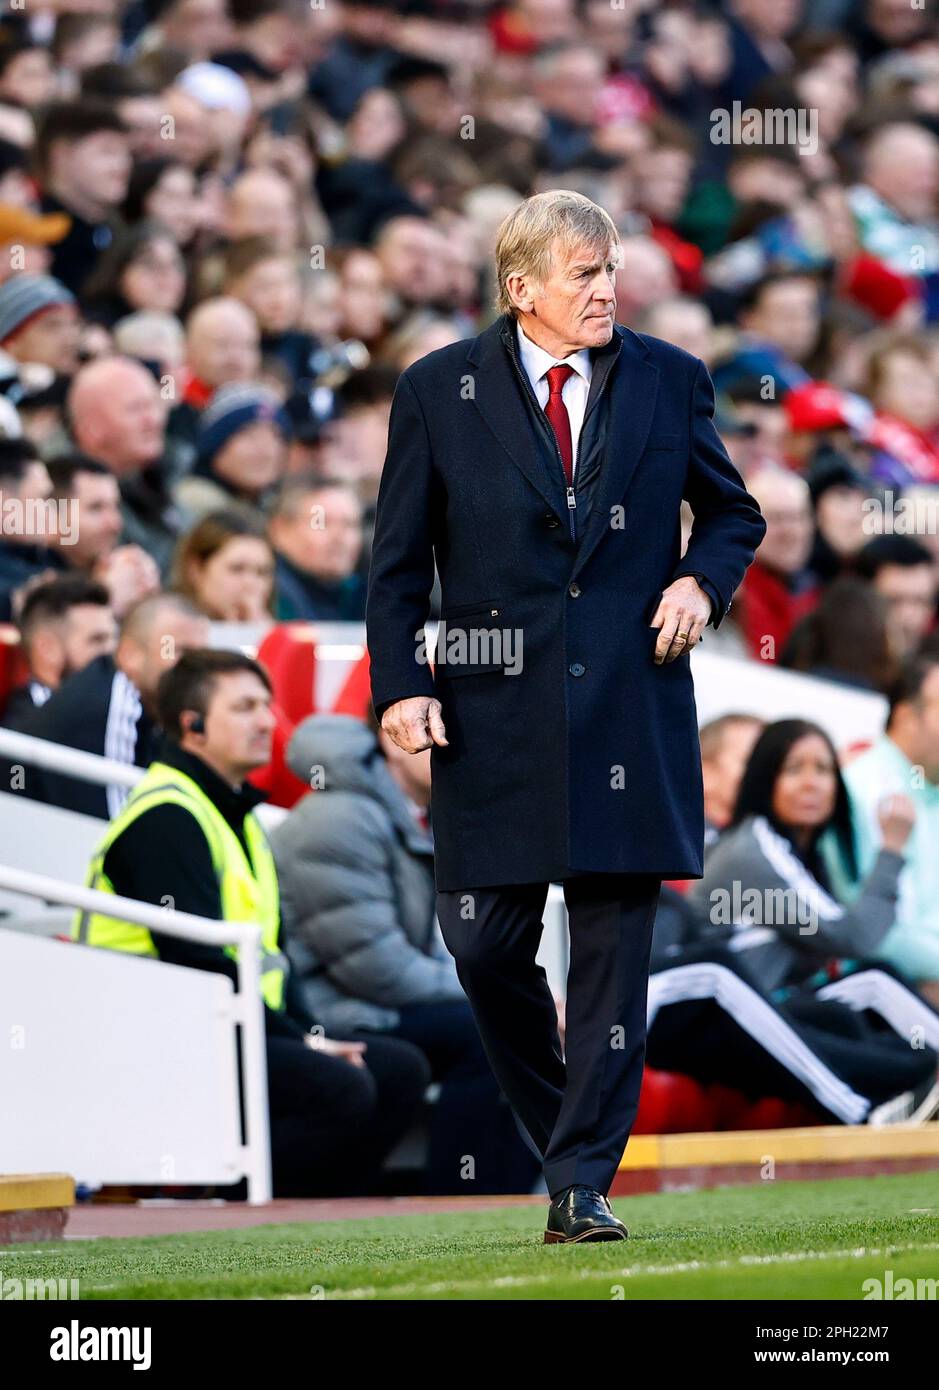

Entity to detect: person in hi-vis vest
[74,647,429,1198]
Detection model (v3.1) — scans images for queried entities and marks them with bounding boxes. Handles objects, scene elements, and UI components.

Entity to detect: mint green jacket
[823,736,939,982]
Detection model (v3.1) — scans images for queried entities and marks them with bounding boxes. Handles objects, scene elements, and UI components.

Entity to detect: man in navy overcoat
[366,190,765,1242]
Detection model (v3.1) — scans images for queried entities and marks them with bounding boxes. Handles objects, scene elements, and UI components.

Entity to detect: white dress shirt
[516,320,593,480]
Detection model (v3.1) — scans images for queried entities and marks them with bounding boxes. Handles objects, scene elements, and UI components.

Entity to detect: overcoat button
[569,662,585,677]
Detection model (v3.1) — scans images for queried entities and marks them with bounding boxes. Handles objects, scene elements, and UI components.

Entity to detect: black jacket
[17,654,159,818]
[0,541,64,621]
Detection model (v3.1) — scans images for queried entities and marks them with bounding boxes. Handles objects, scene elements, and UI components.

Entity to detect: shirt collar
[515,319,592,389]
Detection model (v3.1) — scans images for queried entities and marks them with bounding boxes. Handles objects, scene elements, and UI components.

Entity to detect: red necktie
[544,363,575,487]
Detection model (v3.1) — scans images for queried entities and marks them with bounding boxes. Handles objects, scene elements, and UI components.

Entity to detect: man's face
[753,479,814,576]
[126,607,210,707]
[189,312,260,386]
[198,671,276,779]
[59,602,118,680]
[742,278,820,363]
[538,49,604,124]
[517,238,618,354]
[377,218,448,303]
[8,304,80,375]
[875,350,939,432]
[271,487,363,580]
[64,131,131,208]
[231,257,300,334]
[874,562,938,658]
[228,176,297,252]
[68,471,123,565]
[702,719,762,827]
[97,375,167,472]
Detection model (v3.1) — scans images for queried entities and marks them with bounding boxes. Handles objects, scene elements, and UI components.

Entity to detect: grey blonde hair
[493,190,620,317]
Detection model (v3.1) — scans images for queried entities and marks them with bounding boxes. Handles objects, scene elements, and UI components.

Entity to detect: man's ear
[182,710,206,736]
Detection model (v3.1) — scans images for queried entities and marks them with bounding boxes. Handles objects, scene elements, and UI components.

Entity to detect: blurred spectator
[171,507,275,621]
[855,535,938,659]
[324,364,397,509]
[0,41,56,110]
[80,64,166,161]
[688,718,939,1123]
[268,474,366,621]
[74,648,430,1199]
[0,438,55,621]
[0,275,80,379]
[168,297,261,458]
[642,295,715,365]
[67,354,183,574]
[699,712,764,843]
[271,709,543,1194]
[175,382,291,523]
[225,166,299,252]
[862,334,939,485]
[17,591,208,818]
[736,468,820,660]
[82,223,188,328]
[35,102,131,296]
[830,654,939,1007]
[121,158,202,248]
[714,271,819,396]
[805,445,870,583]
[848,121,939,281]
[222,236,317,382]
[372,213,449,314]
[45,453,161,618]
[113,311,186,379]
[2,574,115,728]
[780,575,896,692]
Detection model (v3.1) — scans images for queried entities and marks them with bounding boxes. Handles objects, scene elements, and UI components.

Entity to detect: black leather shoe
[544,1185,628,1244]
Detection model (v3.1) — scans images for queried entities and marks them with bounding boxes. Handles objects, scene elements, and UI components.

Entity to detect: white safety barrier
[0,864,271,1203]
[0,728,571,995]
[0,727,287,833]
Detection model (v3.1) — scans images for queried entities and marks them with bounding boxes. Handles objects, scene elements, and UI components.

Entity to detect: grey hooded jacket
[269,714,464,1034]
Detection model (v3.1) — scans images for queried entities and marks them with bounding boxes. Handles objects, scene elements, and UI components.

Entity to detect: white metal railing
[0,863,271,1204]
[0,728,287,831]
[0,727,139,786]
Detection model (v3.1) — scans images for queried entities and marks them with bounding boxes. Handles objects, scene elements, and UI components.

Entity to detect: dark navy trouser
[436,873,661,1200]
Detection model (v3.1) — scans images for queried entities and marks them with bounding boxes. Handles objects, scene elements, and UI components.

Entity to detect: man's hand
[304,1034,368,1068]
[649,576,711,665]
[94,545,160,618]
[381,695,449,753]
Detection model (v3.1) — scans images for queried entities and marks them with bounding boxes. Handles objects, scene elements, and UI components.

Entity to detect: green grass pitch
[3,1173,938,1300]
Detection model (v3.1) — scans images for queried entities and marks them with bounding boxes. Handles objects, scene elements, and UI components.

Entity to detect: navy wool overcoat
[366,313,766,891]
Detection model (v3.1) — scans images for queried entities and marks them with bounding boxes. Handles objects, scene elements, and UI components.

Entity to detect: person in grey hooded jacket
[271,710,463,1034]
[270,708,543,1195]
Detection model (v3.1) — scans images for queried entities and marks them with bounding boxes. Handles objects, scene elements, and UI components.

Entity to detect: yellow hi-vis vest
[72,760,287,1011]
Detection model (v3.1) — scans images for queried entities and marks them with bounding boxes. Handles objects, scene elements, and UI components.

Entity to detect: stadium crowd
[1,0,939,1194]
